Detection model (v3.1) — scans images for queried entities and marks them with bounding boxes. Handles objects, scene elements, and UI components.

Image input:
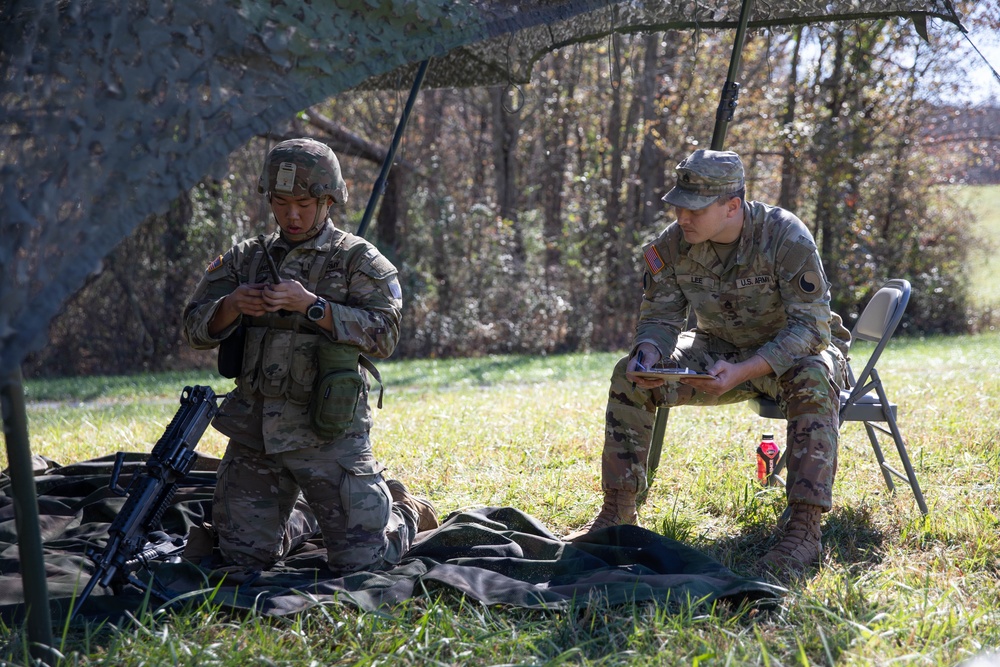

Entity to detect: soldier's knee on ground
[216,532,283,569]
[320,456,393,573]
[214,500,288,568]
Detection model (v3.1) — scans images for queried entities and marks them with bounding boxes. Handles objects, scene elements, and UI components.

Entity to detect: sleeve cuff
[187,299,241,348]
[756,343,790,378]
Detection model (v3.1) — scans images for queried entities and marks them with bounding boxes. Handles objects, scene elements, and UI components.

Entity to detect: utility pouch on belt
[217,323,246,379]
[310,342,383,439]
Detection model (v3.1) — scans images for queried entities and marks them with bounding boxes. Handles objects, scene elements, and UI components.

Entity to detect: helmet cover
[661,149,745,210]
[257,138,348,204]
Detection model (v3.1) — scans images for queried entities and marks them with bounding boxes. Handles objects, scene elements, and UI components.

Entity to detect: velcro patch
[206,255,224,273]
[360,250,398,280]
[275,162,297,194]
[643,245,665,275]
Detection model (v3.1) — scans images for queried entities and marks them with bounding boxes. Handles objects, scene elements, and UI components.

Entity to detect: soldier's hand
[683,356,770,396]
[262,279,312,313]
[228,283,269,317]
[679,369,728,395]
[626,343,665,388]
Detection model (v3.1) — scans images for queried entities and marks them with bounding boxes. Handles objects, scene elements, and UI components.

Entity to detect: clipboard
[631,368,717,380]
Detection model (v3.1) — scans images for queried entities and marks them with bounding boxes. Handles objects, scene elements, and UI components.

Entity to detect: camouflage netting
[0,0,963,375]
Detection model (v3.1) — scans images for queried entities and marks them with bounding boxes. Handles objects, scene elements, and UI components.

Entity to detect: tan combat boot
[758,503,823,577]
[564,489,638,541]
[386,479,440,532]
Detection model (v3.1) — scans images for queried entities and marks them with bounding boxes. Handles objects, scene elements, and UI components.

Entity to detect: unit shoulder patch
[797,270,822,295]
[388,277,402,299]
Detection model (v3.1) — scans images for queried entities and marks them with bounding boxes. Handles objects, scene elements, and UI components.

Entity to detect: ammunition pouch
[310,343,382,439]
[245,328,320,404]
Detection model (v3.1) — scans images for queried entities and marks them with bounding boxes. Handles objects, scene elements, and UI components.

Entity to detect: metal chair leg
[863,420,897,493]
[882,415,929,515]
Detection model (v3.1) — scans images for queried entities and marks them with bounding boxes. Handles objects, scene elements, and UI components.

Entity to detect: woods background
[29,11,1000,377]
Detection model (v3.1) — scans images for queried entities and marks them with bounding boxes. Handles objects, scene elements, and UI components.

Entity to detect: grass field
[4,332,1000,665]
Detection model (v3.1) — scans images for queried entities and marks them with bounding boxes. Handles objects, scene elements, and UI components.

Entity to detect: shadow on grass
[381,355,544,390]
[674,501,888,578]
[821,503,887,569]
[383,351,620,389]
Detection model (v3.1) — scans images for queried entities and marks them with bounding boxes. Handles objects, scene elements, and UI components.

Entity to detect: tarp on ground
[0,0,965,375]
[0,454,782,621]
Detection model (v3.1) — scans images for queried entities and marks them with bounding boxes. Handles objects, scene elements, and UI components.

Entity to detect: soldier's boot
[386,479,440,533]
[564,489,638,542]
[758,503,823,577]
[183,522,217,561]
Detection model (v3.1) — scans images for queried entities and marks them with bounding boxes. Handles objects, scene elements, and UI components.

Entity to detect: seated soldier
[566,149,851,577]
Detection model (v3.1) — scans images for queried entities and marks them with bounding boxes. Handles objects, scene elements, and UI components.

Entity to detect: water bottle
[756,432,780,485]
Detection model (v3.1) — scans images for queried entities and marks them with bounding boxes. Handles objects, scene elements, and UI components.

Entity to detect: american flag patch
[206,255,224,273]
[643,245,665,275]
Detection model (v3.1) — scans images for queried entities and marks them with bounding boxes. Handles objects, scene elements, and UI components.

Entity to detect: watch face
[308,299,326,321]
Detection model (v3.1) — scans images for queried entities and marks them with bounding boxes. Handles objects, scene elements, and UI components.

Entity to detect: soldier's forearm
[736,354,774,383]
[207,294,241,337]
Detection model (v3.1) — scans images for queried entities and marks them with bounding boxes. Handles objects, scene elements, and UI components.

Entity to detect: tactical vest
[237,232,382,439]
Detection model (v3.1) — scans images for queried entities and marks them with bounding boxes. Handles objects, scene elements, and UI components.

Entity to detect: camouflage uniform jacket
[636,201,850,377]
[182,220,402,454]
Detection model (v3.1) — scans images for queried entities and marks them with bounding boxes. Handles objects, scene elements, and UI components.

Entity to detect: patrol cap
[661,149,745,210]
[258,137,348,204]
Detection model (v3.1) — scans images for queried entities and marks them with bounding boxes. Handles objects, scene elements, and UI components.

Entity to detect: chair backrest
[846,278,910,392]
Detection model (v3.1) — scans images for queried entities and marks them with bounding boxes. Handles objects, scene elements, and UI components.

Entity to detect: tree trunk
[779,27,803,211]
[491,86,524,273]
[539,51,577,284]
[637,35,666,232]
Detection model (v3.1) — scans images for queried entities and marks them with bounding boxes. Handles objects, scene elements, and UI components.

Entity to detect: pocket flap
[337,455,385,477]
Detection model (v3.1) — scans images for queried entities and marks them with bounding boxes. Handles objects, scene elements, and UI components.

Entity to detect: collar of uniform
[274,219,337,254]
[681,233,722,272]
[734,202,754,267]
[674,203,753,272]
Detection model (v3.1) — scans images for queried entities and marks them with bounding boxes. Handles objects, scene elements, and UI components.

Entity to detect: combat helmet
[257,138,348,204]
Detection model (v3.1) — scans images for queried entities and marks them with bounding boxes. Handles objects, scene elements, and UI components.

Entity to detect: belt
[245,314,325,335]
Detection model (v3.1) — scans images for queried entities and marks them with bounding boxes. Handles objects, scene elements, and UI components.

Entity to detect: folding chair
[748,278,928,514]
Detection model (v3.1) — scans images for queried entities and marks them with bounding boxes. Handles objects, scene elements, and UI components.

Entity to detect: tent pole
[710,0,755,150]
[356,59,430,239]
[1,368,55,662]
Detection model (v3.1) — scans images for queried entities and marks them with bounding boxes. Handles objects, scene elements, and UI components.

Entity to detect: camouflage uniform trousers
[604,331,848,510]
[213,439,419,572]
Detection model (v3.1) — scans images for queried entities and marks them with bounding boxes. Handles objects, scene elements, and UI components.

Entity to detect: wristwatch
[306,296,328,322]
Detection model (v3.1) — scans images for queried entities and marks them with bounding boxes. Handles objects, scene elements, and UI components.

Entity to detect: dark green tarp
[0,454,782,621]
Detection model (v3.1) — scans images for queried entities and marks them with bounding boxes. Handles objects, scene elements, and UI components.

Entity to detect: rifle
[69,385,219,619]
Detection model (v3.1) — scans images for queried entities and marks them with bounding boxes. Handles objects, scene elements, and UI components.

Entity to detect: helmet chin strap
[307,198,333,237]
